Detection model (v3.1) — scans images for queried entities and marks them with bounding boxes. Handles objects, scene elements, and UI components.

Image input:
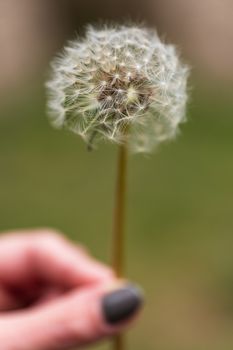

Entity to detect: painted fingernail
[102,284,144,325]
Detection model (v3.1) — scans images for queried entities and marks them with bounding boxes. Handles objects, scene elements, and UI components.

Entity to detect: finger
[29,231,114,287]
[0,229,113,288]
[0,283,143,350]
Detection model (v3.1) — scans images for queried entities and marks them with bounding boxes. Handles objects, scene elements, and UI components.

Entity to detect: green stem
[112,142,128,350]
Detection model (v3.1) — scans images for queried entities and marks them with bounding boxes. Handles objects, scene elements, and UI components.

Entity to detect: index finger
[0,229,114,288]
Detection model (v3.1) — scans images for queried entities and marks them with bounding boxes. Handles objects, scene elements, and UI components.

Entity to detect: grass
[0,82,233,349]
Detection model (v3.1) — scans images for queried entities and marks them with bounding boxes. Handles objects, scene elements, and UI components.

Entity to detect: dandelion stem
[112,142,127,277]
[112,141,128,350]
[113,334,125,350]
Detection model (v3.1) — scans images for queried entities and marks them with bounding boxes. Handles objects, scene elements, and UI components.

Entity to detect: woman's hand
[0,229,143,349]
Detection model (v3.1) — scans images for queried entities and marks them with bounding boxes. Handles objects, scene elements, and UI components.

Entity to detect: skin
[0,229,138,350]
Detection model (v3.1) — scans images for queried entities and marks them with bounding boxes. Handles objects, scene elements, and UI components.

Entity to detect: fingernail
[102,284,144,325]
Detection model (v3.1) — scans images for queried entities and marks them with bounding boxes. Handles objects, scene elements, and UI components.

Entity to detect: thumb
[0,283,143,350]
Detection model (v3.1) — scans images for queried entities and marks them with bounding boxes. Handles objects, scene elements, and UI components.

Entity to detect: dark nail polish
[102,284,144,325]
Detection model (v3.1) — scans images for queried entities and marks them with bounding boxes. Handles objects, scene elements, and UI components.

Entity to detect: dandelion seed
[46,24,189,153]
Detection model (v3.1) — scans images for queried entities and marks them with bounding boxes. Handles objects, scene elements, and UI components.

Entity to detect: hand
[0,229,143,350]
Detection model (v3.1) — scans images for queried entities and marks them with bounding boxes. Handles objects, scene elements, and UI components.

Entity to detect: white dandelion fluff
[46,24,189,153]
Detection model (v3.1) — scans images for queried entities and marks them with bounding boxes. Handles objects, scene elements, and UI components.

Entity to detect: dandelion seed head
[46,24,189,153]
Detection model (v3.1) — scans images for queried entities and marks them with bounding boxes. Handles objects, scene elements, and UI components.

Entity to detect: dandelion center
[95,67,152,115]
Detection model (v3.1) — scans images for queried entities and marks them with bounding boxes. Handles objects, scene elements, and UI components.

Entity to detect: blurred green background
[1,1,233,349]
